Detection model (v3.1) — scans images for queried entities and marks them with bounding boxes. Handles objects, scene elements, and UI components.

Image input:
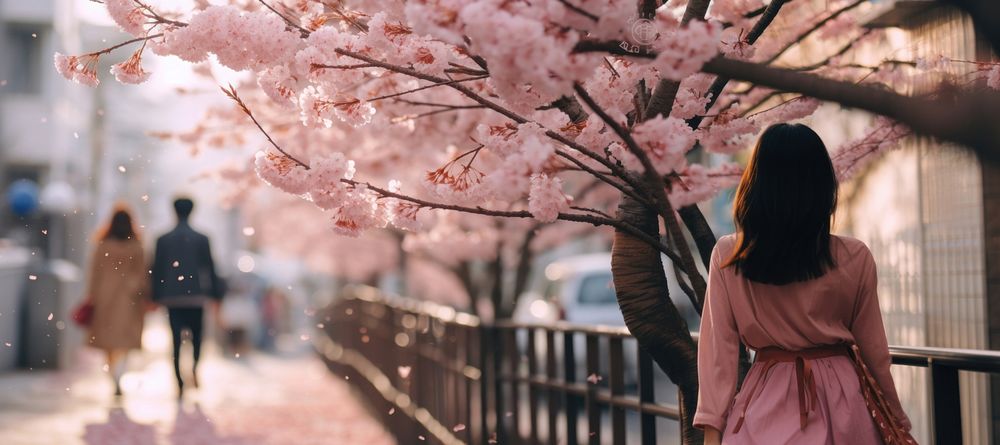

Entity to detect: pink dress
[694,234,911,444]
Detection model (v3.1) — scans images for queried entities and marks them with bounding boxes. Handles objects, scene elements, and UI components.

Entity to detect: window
[577,273,616,305]
[4,24,45,95]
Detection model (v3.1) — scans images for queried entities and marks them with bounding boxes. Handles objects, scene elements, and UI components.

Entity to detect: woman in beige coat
[84,205,149,396]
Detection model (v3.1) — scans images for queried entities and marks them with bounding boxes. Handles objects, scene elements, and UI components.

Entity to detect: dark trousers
[167,308,204,389]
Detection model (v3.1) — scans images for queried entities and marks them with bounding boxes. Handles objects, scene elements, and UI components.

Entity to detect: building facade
[845,2,998,443]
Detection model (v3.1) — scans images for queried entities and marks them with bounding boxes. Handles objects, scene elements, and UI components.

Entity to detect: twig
[220,84,310,169]
[87,33,164,57]
[257,0,310,37]
[557,0,599,21]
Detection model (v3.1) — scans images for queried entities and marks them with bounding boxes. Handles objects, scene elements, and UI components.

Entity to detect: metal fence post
[492,326,507,444]
[478,325,492,445]
[527,328,540,445]
[545,330,560,445]
[931,361,963,444]
[585,334,601,445]
[609,338,627,445]
[638,350,656,445]
[563,331,579,445]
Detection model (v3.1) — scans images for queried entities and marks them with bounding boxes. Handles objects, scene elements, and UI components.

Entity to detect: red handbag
[71,301,94,327]
[848,344,918,445]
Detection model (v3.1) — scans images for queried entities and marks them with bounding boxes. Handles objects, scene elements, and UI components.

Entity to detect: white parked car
[513,253,700,331]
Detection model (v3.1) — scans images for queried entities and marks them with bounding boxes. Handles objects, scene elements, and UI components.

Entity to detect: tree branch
[760,0,867,66]
[642,0,714,121]
[573,84,708,300]
[700,56,1000,162]
[335,48,649,200]
[688,0,789,129]
[222,84,310,169]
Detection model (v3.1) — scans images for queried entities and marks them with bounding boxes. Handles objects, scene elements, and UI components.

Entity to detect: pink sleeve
[693,243,740,432]
[850,247,911,430]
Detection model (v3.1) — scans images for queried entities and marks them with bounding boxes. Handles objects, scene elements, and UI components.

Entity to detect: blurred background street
[0,315,394,445]
[3,0,1000,444]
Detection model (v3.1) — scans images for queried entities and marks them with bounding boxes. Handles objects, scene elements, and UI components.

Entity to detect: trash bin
[0,247,30,371]
[18,259,80,369]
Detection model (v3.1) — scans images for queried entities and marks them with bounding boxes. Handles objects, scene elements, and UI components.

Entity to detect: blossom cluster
[56,0,925,243]
[106,0,147,37]
[153,6,301,71]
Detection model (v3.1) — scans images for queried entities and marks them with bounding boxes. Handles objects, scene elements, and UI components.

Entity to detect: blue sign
[7,179,39,217]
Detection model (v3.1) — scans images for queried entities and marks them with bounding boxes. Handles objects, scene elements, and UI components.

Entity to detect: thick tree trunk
[612,194,702,444]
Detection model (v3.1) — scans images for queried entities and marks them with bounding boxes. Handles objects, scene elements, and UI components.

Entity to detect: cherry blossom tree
[57,0,1000,441]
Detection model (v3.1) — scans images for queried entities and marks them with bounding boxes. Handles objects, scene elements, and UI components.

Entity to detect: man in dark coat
[151,198,225,397]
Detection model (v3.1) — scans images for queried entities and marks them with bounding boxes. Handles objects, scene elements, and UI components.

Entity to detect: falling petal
[397,366,411,379]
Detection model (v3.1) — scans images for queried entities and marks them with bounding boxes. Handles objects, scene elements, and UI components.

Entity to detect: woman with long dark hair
[695,124,912,444]
[84,204,149,397]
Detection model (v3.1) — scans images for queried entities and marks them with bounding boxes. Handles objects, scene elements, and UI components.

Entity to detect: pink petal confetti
[397,366,411,379]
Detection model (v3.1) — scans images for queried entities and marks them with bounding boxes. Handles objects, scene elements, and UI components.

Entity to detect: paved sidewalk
[0,318,394,445]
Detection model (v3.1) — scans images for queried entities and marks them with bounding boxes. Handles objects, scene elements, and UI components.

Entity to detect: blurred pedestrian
[83,204,148,397]
[150,198,225,398]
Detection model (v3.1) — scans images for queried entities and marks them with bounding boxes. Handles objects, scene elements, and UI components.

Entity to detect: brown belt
[731,344,851,434]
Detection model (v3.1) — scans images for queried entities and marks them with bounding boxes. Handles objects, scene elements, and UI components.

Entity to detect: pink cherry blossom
[257,65,299,108]
[669,162,743,207]
[156,6,301,71]
[671,87,712,120]
[652,20,722,81]
[53,52,100,87]
[708,0,765,24]
[987,65,1000,90]
[632,116,697,173]
[254,149,312,196]
[299,86,376,128]
[697,106,759,154]
[528,174,571,223]
[310,153,356,190]
[330,188,384,237]
[55,0,952,250]
[459,0,601,113]
[831,117,911,181]
[105,0,147,37]
[109,48,150,84]
[750,97,821,127]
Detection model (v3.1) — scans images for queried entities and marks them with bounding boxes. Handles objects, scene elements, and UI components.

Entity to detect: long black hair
[724,123,839,284]
[98,204,140,242]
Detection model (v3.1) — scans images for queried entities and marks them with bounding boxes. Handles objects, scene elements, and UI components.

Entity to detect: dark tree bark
[612,192,701,444]
[455,262,479,316]
[489,249,508,319]
[511,227,539,309]
[678,204,717,270]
